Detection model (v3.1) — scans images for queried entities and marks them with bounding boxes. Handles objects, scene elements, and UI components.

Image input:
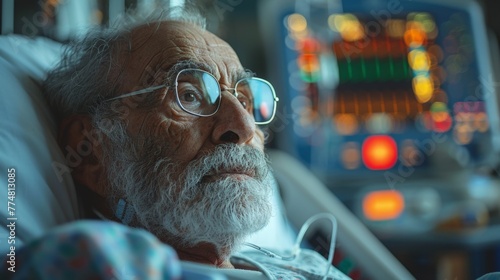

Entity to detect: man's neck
[170,242,234,268]
[76,184,111,220]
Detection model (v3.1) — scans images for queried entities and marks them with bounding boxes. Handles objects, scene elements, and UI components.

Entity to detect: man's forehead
[168,59,252,81]
[130,21,229,51]
[125,21,244,82]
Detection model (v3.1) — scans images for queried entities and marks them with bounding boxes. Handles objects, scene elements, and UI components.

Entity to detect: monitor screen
[275,0,499,186]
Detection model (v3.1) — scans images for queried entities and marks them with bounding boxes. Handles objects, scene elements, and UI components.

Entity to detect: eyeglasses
[106,68,279,125]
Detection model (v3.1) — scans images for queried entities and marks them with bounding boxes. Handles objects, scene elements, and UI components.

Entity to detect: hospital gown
[1,220,181,279]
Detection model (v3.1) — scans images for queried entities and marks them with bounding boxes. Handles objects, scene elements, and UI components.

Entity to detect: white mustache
[183,144,271,187]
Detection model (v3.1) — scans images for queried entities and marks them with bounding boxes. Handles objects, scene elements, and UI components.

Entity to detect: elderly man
[37,5,280,270]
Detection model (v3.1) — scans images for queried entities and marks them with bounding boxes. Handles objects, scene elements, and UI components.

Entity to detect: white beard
[99,125,273,257]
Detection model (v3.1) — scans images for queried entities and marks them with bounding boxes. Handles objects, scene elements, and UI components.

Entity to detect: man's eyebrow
[165,61,254,82]
[165,60,210,78]
[237,69,255,80]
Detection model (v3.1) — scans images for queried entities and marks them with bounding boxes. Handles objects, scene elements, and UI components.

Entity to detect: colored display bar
[333,90,427,117]
[337,57,411,83]
[333,38,409,59]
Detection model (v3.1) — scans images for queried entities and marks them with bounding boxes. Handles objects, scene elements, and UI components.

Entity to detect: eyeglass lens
[176,69,276,123]
[235,79,276,124]
[176,69,220,116]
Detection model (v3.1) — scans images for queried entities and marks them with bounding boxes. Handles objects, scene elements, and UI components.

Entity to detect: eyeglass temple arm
[105,85,168,101]
[222,87,279,102]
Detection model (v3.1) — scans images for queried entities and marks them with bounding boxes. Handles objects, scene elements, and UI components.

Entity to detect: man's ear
[58,115,107,196]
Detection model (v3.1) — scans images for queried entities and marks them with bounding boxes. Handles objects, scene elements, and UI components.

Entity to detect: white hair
[43,1,206,120]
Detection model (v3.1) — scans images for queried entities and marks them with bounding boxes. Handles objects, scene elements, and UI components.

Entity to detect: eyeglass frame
[105,68,279,125]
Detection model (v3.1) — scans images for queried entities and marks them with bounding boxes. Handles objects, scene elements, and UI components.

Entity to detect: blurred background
[2,0,500,279]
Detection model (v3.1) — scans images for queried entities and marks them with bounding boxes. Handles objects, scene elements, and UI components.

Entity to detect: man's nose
[211,91,255,144]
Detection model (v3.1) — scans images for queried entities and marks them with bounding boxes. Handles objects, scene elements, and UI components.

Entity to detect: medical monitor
[267,0,500,186]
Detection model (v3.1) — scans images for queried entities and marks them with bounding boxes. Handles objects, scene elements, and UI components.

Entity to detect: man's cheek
[254,129,266,149]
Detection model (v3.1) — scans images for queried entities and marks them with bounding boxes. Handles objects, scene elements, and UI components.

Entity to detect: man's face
[97,21,273,255]
[120,21,266,159]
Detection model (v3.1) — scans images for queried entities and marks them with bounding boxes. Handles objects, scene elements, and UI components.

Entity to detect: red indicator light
[362,135,398,170]
[298,54,319,72]
[299,38,321,53]
[433,114,452,133]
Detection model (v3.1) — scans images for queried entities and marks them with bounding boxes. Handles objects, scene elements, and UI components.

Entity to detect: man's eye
[177,83,203,104]
[239,99,248,109]
[177,84,204,112]
[237,94,251,110]
[181,91,198,103]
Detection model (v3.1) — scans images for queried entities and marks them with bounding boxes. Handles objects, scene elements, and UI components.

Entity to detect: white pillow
[243,177,295,252]
[0,35,80,253]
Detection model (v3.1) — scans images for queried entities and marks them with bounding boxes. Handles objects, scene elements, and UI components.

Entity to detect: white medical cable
[231,254,277,280]
[243,212,338,280]
[242,243,296,261]
[293,213,338,280]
